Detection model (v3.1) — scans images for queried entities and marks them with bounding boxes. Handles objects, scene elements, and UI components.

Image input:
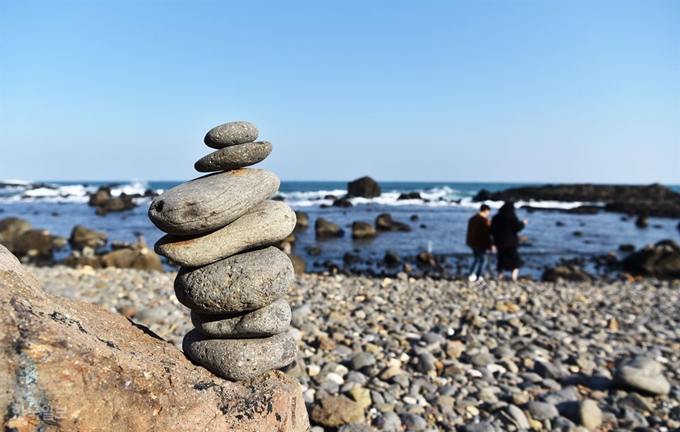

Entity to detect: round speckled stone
[191,298,291,338]
[194,141,272,173]
[204,121,259,149]
[183,330,297,381]
[174,246,294,314]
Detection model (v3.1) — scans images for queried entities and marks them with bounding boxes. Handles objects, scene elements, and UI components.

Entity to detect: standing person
[466,204,493,282]
[491,201,528,281]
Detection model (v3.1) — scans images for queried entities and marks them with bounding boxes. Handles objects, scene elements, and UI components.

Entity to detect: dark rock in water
[294,211,309,231]
[306,245,322,256]
[384,250,401,267]
[332,197,353,207]
[541,265,593,282]
[397,192,421,200]
[410,214,419,221]
[89,187,137,215]
[69,225,107,250]
[316,218,345,238]
[620,239,680,278]
[573,231,583,237]
[635,214,649,228]
[619,244,635,253]
[375,213,411,232]
[343,252,361,265]
[347,176,381,198]
[556,221,565,226]
[351,221,376,239]
[416,252,435,266]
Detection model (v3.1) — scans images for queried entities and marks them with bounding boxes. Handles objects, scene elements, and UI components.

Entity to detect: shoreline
[26,264,680,431]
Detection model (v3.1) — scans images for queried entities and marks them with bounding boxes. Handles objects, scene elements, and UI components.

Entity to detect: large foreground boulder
[0,245,309,431]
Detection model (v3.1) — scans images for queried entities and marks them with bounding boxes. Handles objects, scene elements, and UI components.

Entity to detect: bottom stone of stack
[191,298,292,338]
[183,330,297,381]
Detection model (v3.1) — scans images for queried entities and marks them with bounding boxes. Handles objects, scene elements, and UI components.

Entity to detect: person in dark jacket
[466,204,494,282]
[490,201,528,281]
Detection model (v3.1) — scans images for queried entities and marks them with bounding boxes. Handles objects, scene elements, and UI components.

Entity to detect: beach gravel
[27,265,680,431]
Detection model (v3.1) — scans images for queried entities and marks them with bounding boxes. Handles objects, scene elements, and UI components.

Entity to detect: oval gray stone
[191,298,291,338]
[175,247,293,314]
[155,200,296,267]
[148,169,279,236]
[183,330,297,381]
[195,141,273,173]
[204,121,259,149]
[613,355,671,396]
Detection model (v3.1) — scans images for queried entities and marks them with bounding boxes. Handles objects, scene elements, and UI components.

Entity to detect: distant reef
[473,183,680,218]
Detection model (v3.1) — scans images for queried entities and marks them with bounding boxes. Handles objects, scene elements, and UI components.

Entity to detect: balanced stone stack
[148,121,297,381]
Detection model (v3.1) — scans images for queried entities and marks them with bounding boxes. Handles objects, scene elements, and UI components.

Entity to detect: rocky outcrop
[0,217,67,263]
[473,183,680,218]
[620,239,680,278]
[0,245,309,431]
[347,176,381,198]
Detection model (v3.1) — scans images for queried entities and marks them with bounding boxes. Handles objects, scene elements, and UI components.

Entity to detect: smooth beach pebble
[182,330,297,381]
[154,200,296,267]
[174,247,294,314]
[148,169,279,236]
[204,121,259,149]
[191,298,291,338]
[194,141,273,173]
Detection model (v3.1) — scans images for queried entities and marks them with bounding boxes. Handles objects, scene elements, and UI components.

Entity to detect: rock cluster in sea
[148,121,298,381]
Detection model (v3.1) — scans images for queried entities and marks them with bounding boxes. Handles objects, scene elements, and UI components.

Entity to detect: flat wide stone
[195,141,273,173]
[155,200,296,267]
[175,247,294,314]
[191,298,291,338]
[183,330,297,381]
[204,121,259,149]
[148,169,279,236]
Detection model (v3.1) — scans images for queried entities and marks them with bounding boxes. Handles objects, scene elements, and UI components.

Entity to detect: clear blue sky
[1,0,678,184]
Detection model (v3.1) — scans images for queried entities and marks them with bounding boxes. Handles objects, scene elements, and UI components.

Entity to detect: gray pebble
[195,141,273,172]
[155,200,296,267]
[614,355,671,395]
[191,298,291,338]
[182,329,296,381]
[175,247,293,314]
[526,401,559,420]
[204,121,259,148]
[149,169,279,236]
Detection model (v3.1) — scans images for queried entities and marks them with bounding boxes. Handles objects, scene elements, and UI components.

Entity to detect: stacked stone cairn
[148,121,297,381]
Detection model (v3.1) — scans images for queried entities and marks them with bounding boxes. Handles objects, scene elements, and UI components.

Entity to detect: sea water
[1,179,678,278]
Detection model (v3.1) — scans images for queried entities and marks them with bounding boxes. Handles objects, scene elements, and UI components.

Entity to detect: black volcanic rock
[473,183,680,218]
[347,176,381,198]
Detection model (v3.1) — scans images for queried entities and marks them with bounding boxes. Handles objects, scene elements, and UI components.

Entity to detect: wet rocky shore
[27,265,680,431]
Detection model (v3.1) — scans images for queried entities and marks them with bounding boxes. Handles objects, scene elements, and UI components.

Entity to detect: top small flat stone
[204,121,259,149]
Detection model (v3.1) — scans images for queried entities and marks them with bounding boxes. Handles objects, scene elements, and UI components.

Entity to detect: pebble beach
[26,264,680,431]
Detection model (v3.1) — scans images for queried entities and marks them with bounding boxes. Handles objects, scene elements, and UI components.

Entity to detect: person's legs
[471,248,486,277]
